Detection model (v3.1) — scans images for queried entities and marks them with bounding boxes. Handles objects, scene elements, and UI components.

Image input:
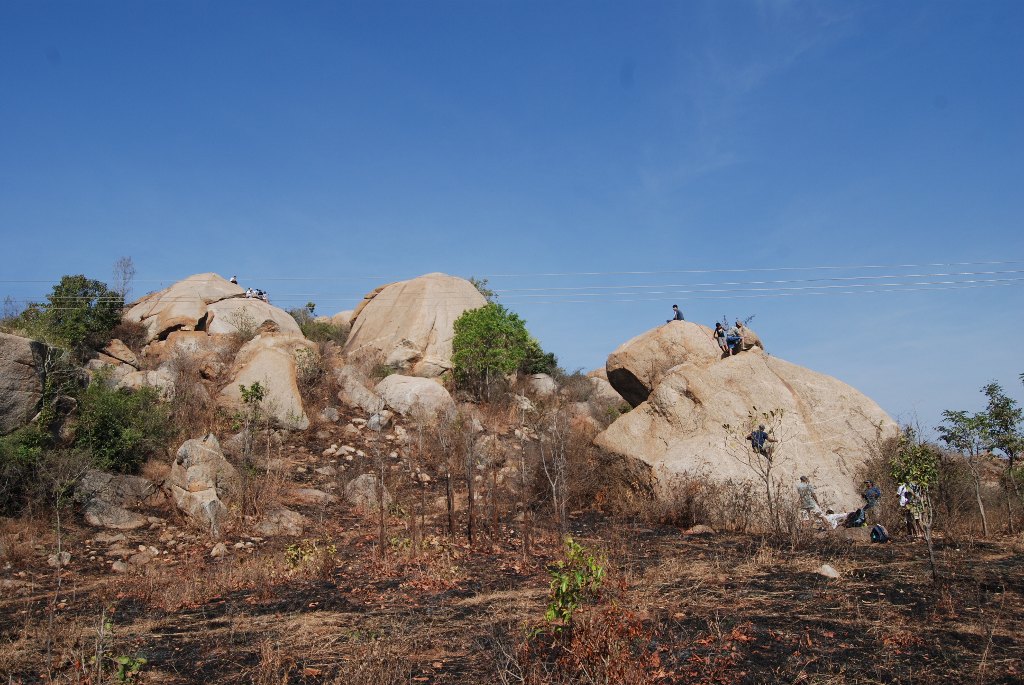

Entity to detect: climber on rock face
[746,424,776,456]
[726,321,744,355]
[713,322,729,355]
[667,304,684,323]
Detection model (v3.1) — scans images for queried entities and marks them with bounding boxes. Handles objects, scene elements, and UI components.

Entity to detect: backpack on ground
[844,508,866,528]
[870,524,890,543]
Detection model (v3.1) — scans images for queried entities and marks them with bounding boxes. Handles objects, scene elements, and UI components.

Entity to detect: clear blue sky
[2,1,1022,431]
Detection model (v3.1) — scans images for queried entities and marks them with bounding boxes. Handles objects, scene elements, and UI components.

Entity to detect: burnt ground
[2,514,1022,684]
[2,408,1023,683]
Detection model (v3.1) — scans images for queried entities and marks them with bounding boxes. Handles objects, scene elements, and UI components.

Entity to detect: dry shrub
[252,637,295,685]
[0,516,48,569]
[166,349,217,437]
[644,472,760,533]
[294,343,339,415]
[331,636,412,684]
[555,371,593,403]
[238,462,290,519]
[565,441,654,515]
[107,320,149,356]
[504,603,655,685]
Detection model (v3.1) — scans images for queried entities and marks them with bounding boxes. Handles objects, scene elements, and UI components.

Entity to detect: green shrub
[288,307,348,345]
[74,377,171,473]
[452,303,534,399]
[13,275,123,358]
[543,537,606,628]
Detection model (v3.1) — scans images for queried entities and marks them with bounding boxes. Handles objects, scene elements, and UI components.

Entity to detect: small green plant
[112,654,147,683]
[284,538,337,573]
[294,347,325,389]
[543,537,606,628]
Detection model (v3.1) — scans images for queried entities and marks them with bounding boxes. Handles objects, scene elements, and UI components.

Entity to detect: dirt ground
[2,506,1022,684]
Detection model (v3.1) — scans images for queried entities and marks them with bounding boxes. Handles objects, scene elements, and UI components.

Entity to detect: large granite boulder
[375,374,455,418]
[606,321,724,407]
[166,435,240,537]
[594,347,897,510]
[75,469,161,530]
[124,273,244,343]
[0,332,48,435]
[205,298,301,337]
[218,333,315,430]
[334,365,385,414]
[343,273,487,377]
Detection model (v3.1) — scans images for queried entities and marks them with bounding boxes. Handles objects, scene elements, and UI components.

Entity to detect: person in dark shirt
[666,304,684,323]
[746,424,776,456]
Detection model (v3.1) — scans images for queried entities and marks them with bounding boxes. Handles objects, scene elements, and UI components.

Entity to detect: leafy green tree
[890,428,941,580]
[452,303,532,399]
[520,336,558,375]
[981,382,1023,531]
[937,409,990,536]
[21,275,123,356]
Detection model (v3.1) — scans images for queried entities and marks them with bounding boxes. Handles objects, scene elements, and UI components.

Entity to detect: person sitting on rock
[230,275,238,284]
[713,323,729,355]
[746,424,776,456]
[726,321,744,354]
[245,288,255,298]
[797,476,828,526]
[666,304,684,323]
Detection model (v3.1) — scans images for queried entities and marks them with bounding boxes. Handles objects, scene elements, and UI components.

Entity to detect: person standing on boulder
[713,323,729,355]
[667,304,684,323]
[797,476,828,526]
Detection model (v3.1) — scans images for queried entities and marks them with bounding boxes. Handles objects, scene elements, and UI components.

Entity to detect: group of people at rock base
[665,305,750,356]
[794,473,926,540]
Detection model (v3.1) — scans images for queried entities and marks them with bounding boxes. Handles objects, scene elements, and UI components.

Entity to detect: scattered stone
[255,508,306,537]
[289,488,338,506]
[47,551,71,568]
[210,543,228,558]
[94,532,127,545]
[683,525,717,536]
[319,406,340,423]
[315,465,338,477]
[367,410,393,432]
[817,564,841,579]
[111,560,129,573]
[352,418,367,426]
[344,473,392,511]
[83,500,148,531]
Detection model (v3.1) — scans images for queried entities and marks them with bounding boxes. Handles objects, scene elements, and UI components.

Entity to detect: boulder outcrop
[0,332,48,435]
[219,333,315,430]
[595,345,897,510]
[166,435,240,536]
[124,273,244,343]
[205,298,302,337]
[375,374,455,418]
[343,273,486,377]
[606,321,722,407]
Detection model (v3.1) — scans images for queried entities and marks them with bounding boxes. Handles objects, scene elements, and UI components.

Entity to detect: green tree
[981,382,1023,532]
[520,336,558,375]
[452,303,531,399]
[26,275,123,356]
[891,428,941,579]
[937,409,990,536]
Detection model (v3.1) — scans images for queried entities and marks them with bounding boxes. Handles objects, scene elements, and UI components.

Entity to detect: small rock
[94,532,126,544]
[683,525,717,536]
[315,466,338,477]
[817,564,841,579]
[296,466,307,474]
[47,551,71,568]
[351,418,367,426]
[320,407,340,423]
[233,542,246,549]
[210,543,228,558]
[111,561,129,573]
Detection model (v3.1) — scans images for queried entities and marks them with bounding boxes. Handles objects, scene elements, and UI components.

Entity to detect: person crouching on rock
[667,304,684,323]
[726,321,744,355]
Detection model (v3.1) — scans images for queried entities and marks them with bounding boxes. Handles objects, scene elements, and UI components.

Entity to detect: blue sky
[2,1,1022,431]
